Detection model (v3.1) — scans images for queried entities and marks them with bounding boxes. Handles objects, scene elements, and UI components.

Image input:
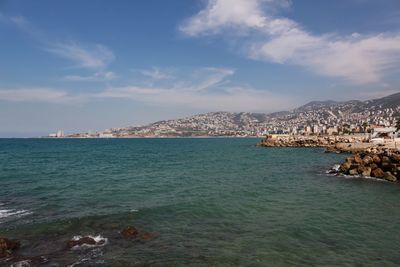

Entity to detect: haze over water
[1,138,400,266]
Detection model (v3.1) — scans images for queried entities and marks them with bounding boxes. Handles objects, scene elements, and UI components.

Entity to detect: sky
[0,0,400,137]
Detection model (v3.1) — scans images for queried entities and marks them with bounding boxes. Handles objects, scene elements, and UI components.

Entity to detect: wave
[0,207,32,220]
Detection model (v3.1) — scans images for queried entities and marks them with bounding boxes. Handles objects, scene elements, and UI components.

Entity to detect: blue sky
[1,0,400,136]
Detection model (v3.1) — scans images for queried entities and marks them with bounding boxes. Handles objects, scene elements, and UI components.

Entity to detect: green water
[0,138,399,266]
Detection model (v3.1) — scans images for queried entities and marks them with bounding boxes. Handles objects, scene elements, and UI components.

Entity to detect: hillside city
[51,93,400,138]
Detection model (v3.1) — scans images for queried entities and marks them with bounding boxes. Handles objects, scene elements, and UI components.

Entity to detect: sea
[0,138,399,266]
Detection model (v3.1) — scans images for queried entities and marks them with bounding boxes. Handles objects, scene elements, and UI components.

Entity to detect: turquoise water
[0,138,400,266]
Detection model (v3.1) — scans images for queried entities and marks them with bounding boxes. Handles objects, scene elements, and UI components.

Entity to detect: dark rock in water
[121,226,139,238]
[139,232,155,241]
[384,172,397,182]
[327,164,340,174]
[340,162,352,173]
[371,168,385,178]
[0,237,20,258]
[66,236,96,249]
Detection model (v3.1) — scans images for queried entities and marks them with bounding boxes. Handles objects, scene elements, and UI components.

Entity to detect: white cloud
[64,71,117,81]
[0,88,74,103]
[180,0,400,84]
[47,43,115,70]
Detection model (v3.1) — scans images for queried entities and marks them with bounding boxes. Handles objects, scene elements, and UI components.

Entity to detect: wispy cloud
[98,67,297,112]
[140,67,174,81]
[180,0,400,84]
[64,71,117,81]
[2,14,115,71]
[0,88,76,103]
[47,43,115,70]
[0,67,295,112]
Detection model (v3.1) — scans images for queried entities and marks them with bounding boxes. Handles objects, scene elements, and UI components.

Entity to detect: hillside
[71,92,400,137]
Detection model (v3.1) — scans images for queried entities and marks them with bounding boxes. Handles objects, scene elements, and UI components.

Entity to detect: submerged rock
[0,237,20,258]
[121,226,138,238]
[139,232,155,241]
[66,236,96,249]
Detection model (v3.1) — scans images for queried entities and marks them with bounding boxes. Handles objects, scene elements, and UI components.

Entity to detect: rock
[354,154,363,164]
[363,155,373,165]
[372,155,381,164]
[345,156,355,163]
[121,226,138,238]
[66,236,96,249]
[349,169,359,175]
[340,162,352,173]
[139,232,155,241]
[371,168,385,178]
[381,156,391,164]
[384,172,397,182]
[358,166,372,177]
[390,153,400,162]
[0,237,20,258]
[370,163,378,170]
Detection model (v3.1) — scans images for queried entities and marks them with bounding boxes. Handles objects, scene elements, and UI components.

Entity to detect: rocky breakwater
[331,149,400,182]
[257,135,335,148]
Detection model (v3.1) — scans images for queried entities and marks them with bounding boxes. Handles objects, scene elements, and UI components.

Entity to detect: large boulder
[390,153,400,162]
[358,166,372,177]
[340,162,352,173]
[371,168,385,178]
[349,169,359,175]
[354,154,363,164]
[381,156,391,164]
[369,163,378,170]
[372,155,381,164]
[384,172,397,182]
[363,155,373,165]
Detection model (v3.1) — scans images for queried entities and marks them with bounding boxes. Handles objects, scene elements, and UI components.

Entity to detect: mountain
[71,92,400,137]
[365,92,400,109]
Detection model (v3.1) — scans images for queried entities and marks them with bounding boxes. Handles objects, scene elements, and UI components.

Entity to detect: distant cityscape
[49,92,400,138]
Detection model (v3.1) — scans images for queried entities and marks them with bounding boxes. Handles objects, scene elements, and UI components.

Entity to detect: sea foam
[0,207,32,220]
